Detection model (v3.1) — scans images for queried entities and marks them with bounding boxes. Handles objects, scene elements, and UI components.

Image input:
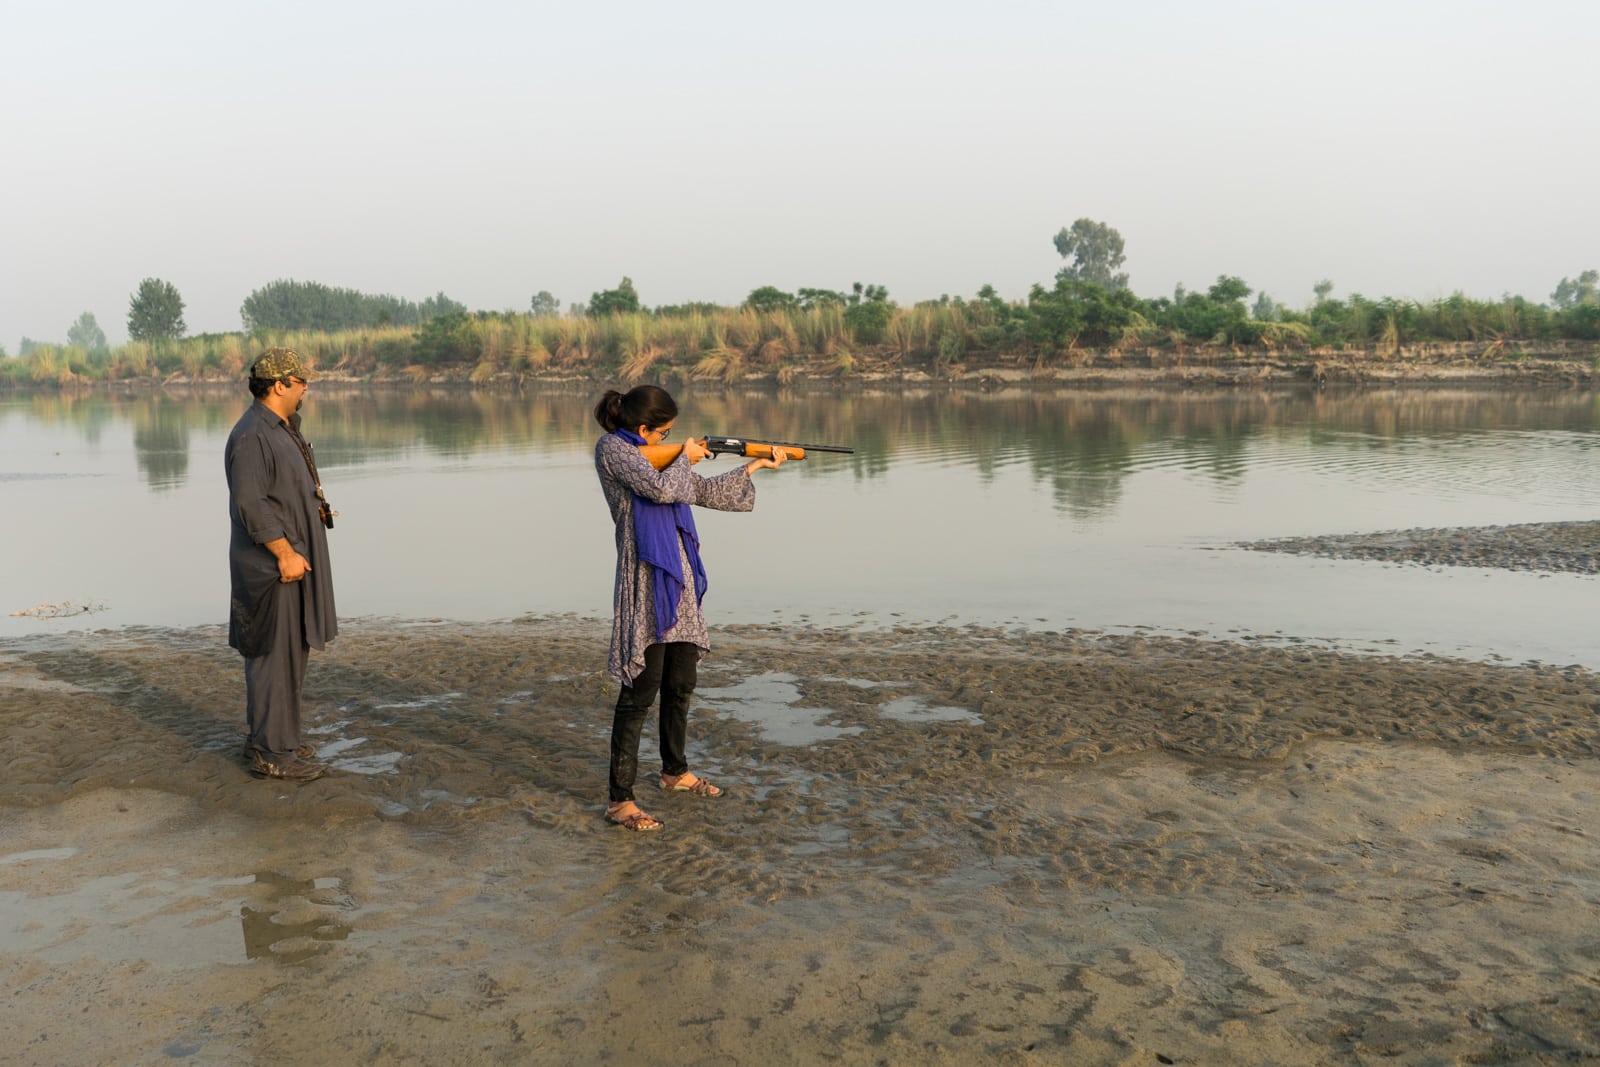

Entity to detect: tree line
[240,280,467,333]
[4,222,1598,385]
[8,278,469,359]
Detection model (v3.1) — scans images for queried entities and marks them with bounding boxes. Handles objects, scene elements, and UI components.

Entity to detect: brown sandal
[659,771,723,797]
[605,801,662,831]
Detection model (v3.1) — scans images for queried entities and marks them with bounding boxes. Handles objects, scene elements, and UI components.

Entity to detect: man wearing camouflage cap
[224,347,338,782]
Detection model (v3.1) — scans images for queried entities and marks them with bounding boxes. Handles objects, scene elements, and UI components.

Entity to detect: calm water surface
[4,385,1599,666]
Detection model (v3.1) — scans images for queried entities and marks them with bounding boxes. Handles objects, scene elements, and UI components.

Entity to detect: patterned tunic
[595,433,756,685]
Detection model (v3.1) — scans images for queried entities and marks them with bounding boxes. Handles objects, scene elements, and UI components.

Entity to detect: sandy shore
[4,590,1599,1065]
[1241,520,1600,576]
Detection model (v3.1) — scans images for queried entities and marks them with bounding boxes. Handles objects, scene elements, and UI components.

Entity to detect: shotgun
[641,434,853,471]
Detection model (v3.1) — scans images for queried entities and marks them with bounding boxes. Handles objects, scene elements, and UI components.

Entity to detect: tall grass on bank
[5,288,1598,388]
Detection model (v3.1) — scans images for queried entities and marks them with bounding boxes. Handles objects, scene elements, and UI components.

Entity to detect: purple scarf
[615,429,708,639]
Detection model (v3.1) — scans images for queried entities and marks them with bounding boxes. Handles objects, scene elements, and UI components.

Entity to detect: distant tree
[67,311,107,351]
[241,279,464,332]
[588,277,641,317]
[242,279,340,331]
[1551,270,1599,309]
[530,290,560,317]
[19,337,44,356]
[847,282,889,305]
[1207,276,1252,305]
[1560,302,1600,340]
[1053,218,1129,289]
[1308,297,1351,337]
[1251,292,1281,321]
[842,282,893,343]
[797,287,848,310]
[973,284,1012,321]
[964,284,1022,348]
[127,278,186,341]
[417,291,467,321]
[1027,278,1146,349]
[1313,279,1335,303]
[654,301,724,317]
[412,311,482,365]
[1149,277,1259,344]
[745,286,797,312]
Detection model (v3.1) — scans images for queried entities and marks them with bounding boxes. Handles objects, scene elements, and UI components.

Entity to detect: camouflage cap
[249,347,321,381]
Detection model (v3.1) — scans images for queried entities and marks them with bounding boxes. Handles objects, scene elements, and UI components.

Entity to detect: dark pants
[243,583,309,760]
[609,641,698,803]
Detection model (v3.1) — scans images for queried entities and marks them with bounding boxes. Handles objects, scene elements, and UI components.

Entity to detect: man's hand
[264,537,312,582]
[278,553,312,583]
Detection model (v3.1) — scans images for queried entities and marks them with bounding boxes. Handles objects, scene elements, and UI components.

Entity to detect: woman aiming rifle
[593,385,790,831]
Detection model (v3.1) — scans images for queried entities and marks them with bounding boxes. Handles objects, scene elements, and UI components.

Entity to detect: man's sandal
[242,742,317,760]
[605,802,662,831]
[659,771,723,797]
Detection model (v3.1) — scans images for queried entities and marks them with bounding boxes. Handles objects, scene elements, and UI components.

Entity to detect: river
[4,383,1598,665]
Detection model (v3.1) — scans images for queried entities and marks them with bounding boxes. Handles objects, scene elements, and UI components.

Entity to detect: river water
[3,384,1598,665]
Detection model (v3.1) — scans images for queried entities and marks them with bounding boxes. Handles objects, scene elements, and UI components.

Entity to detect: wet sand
[4,603,1600,1065]
[1241,520,1600,576]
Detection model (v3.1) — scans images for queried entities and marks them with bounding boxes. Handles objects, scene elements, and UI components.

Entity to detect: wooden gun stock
[638,435,852,471]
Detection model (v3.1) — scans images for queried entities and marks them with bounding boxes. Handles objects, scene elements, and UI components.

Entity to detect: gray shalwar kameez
[594,433,756,685]
[225,403,337,759]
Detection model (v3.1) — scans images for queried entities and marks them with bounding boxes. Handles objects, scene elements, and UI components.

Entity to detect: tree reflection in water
[13,384,1600,517]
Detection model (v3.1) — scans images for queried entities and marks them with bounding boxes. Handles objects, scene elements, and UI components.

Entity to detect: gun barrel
[707,435,853,455]
[787,442,855,454]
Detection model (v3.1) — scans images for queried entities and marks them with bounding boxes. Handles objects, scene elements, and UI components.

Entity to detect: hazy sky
[4,0,1597,349]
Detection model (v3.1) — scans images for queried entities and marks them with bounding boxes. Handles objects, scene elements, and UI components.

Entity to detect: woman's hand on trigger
[684,436,711,464]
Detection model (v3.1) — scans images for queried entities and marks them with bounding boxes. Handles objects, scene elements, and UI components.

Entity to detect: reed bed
[5,290,1597,388]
